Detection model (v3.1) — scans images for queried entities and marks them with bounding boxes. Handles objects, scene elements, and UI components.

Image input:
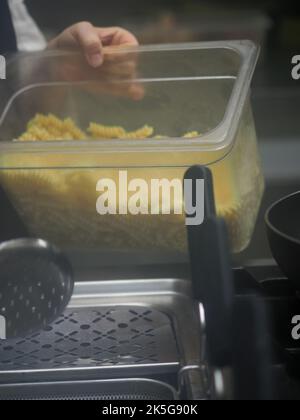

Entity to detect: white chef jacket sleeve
[8,0,47,51]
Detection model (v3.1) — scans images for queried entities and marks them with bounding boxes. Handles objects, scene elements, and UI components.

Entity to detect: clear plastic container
[0,41,264,257]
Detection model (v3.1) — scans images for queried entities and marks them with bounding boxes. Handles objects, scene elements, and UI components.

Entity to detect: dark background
[22,1,300,262]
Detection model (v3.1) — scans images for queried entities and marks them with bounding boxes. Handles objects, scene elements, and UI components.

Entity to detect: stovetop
[233,263,300,400]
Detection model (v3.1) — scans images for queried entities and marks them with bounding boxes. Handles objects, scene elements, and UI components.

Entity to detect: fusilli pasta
[17,114,200,141]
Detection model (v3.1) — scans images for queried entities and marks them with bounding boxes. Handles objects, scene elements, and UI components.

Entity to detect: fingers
[47,22,144,99]
[48,23,139,68]
[70,22,104,68]
[97,27,139,47]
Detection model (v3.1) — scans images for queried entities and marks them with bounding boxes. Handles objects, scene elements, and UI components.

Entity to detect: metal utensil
[0,238,73,339]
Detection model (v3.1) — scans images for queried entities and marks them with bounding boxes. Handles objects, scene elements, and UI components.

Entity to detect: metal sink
[0,378,179,400]
[0,277,206,399]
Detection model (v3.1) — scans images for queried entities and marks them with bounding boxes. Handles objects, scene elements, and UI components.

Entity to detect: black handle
[184,165,234,367]
[232,295,274,400]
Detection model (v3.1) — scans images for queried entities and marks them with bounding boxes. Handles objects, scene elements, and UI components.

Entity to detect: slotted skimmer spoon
[0,239,74,339]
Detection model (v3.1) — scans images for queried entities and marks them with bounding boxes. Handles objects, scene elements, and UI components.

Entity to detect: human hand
[48,22,144,100]
[48,22,139,68]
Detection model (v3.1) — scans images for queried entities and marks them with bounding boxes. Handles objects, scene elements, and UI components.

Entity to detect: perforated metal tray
[0,307,178,371]
[0,278,201,383]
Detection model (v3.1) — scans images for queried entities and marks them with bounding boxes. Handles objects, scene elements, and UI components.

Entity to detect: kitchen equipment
[0,378,178,400]
[232,295,273,400]
[0,165,285,400]
[0,238,74,339]
[0,166,216,399]
[1,263,297,400]
[266,191,300,287]
[185,166,273,399]
[215,264,300,400]
[0,276,205,399]
[0,166,214,400]
[185,166,233,367]
[0,41,264,260]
